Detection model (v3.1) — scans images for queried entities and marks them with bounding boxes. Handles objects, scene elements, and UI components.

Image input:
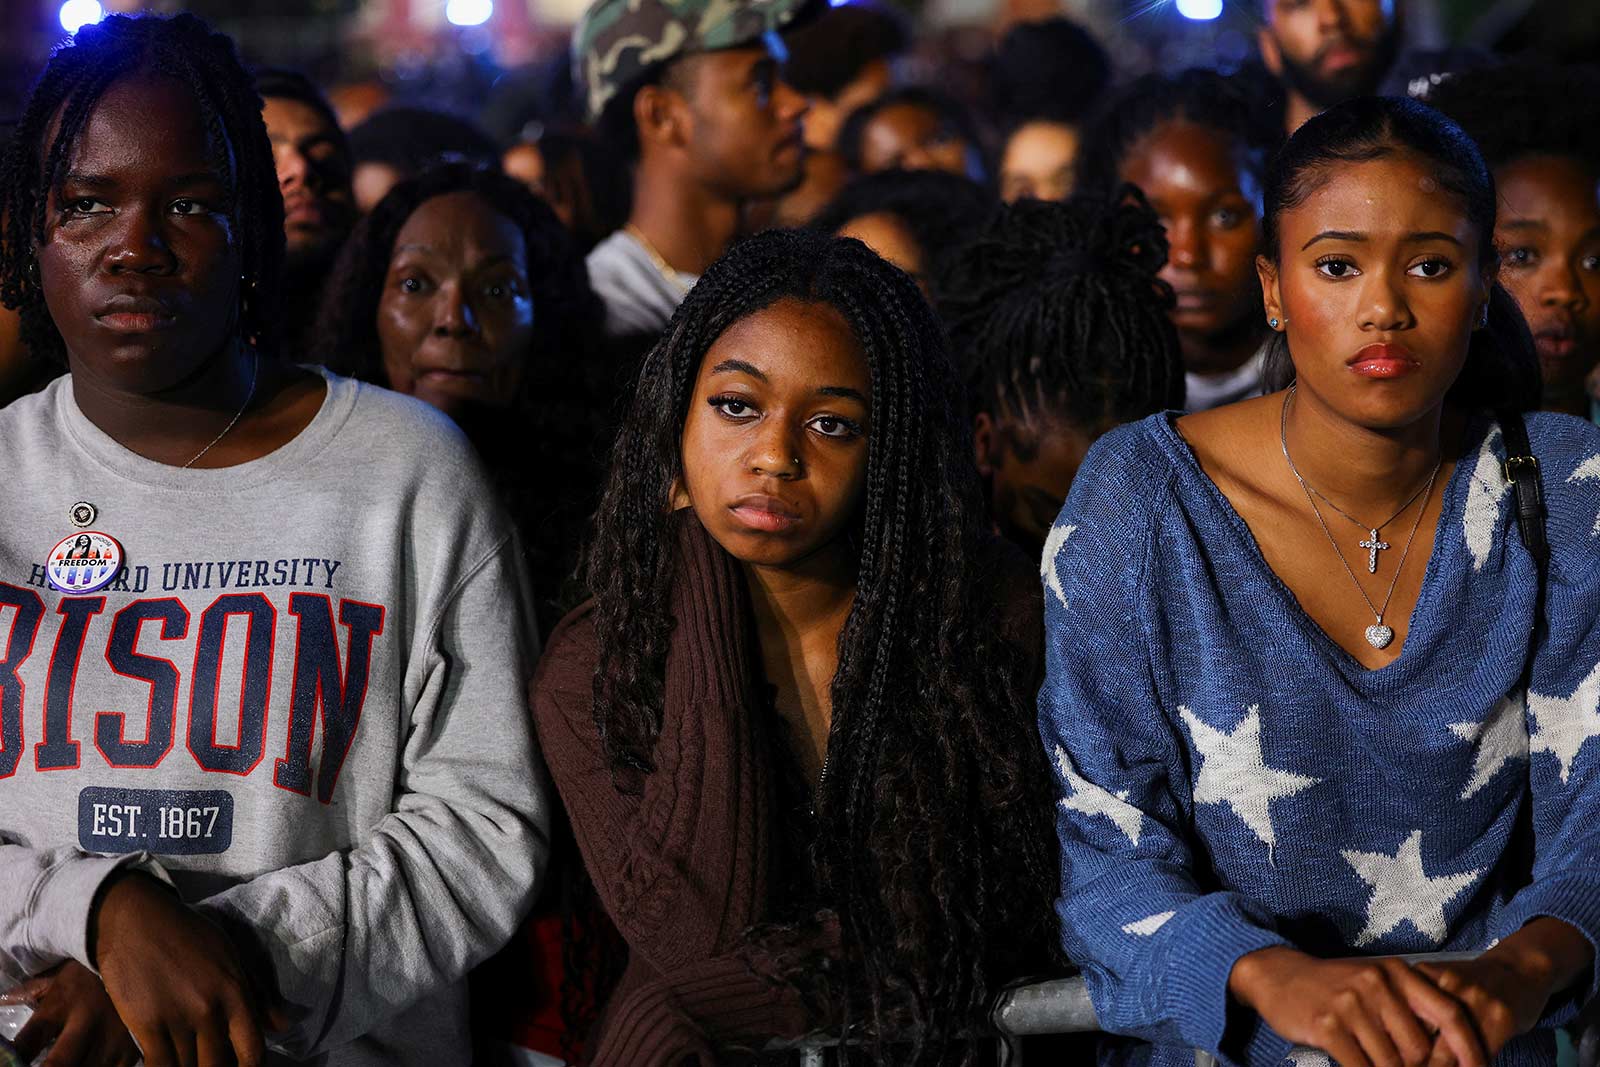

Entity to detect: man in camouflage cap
[577,0,813,340]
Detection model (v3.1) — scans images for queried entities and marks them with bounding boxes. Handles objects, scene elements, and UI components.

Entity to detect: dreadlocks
[0,13,283,364]
[584,227,1059,1063]
[1075,68,1281,200]
[940,189,1185,436]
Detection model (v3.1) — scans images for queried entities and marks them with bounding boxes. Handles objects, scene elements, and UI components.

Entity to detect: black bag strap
[1498,409,1549,569]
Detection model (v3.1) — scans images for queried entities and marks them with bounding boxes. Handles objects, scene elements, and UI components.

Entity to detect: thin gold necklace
[183,349,259,469]
[624,224,692,295]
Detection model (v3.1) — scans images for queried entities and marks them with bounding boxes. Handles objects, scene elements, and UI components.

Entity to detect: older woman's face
[375,191,534,419]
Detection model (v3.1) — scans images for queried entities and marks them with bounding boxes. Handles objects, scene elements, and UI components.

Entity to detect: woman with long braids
[938,190,1184,557]
[532,227,1060,1065]
[0,15,546,1066]
[1042,96,1600,1066]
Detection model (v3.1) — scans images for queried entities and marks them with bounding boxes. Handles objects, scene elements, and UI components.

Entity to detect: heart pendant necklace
[1279,385,1440,651]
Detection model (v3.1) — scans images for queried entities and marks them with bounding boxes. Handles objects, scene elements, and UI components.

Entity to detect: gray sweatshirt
[0,370,548,1065]
[586,228,696,339]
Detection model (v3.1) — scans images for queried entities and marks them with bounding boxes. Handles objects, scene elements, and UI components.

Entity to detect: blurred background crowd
[1,0,1597,1063]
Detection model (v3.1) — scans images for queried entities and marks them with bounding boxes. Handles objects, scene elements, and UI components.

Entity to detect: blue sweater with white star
[1039,410,1600,1067]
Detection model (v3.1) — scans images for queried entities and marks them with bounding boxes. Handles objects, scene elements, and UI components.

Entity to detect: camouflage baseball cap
[575,0,815,121]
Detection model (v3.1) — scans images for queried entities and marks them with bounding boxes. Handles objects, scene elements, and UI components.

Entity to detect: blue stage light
[445,0,493,27]
[59,0,104,34]
[1176,0,1223,19]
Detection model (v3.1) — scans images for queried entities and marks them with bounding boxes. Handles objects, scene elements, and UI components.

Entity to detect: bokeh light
[445,0,494,27]
[59,0,105,35]
[1176,0,1223,20]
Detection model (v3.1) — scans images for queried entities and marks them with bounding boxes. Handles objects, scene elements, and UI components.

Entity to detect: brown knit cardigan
[530,514,1042,1066]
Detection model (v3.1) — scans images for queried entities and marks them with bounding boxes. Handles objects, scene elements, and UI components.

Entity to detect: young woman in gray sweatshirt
[0,14,548,1066]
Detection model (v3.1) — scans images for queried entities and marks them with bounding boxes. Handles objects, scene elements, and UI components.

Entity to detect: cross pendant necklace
[1358,529,1390,574]
[1278,384,1443,650]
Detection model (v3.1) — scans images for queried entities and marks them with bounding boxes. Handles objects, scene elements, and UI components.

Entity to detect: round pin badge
[46,530,124,595]
[70,501,98,528]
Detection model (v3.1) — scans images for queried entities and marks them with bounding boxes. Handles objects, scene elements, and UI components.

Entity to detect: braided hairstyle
[940,189,1185,438]
[0,14,283,364]
[584,227,1059,1062]
[1075,68,1281,201]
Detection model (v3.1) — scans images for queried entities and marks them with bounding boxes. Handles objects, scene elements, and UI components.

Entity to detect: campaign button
[46,531,124,595]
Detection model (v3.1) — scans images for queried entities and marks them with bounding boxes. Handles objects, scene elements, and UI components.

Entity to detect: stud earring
[1268,317,1280,329]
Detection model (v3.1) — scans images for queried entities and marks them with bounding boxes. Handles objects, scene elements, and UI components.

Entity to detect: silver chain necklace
[182,349,259,469]
[1278,384,1440,650]
[1300,449,1438,574]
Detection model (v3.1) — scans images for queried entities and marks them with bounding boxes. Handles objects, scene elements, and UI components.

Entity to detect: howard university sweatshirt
[1040,410,1600,1066]
[0,370,549,1064]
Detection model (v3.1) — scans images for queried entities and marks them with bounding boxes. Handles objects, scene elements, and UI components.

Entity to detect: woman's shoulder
[323,370,508,524]
[330,370,477,465]
[0,372,68,440]
[1520,410,1600,565]
[1055,412,1189,542]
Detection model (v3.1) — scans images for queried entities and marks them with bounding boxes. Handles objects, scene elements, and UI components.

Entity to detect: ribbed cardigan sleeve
[530,514,806,1066]
[1036,434,1292,1067]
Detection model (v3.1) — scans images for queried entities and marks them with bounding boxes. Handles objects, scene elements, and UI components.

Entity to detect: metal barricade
[775,951,1599,1067]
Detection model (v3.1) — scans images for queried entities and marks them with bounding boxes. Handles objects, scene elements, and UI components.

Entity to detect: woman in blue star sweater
[1041,97,1600,1067]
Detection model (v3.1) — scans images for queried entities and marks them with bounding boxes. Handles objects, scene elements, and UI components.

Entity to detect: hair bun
[1033,186,1169,287]
[1101,185,1171,278]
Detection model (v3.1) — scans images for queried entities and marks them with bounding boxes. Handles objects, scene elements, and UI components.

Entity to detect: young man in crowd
[577,0,812,343]
[256,69,357,357]
[1257,0,1401,133]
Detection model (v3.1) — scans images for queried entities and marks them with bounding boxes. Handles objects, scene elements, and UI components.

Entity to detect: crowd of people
[0,0,1598,1065]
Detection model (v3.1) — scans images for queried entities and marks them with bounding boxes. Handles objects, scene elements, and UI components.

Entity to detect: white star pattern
[1462,426,1508,572]
[1178,705,1320,850]
[1528,659,1600,784]
[1447,691,1529,800]
[1342,830,1483,948]
[1567,454,1600,536]
[1053,745,1145,847]
[1120,911,1174,937]
[1041,524,1076,609]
